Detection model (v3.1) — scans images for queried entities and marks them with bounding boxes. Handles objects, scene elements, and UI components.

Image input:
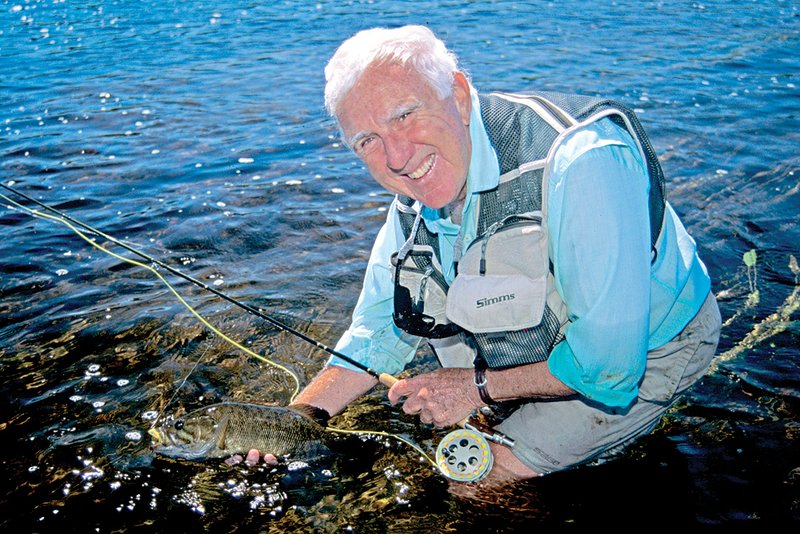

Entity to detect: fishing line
[2,183,510,481]
[1,186,429,443]
[323,426,437,469]
[153,340,213,427]
[0,182,394,386]
[0,185,301,402]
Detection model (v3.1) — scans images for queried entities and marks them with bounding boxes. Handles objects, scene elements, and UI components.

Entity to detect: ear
[451,71,472,126]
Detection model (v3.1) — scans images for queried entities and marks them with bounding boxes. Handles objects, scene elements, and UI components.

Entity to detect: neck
[446,181,468,224]
[446,197,465,224]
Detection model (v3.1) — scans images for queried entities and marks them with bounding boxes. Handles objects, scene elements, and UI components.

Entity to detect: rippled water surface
[1,0,799,531]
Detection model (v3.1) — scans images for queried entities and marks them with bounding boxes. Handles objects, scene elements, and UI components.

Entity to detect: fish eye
[174,420,184,430]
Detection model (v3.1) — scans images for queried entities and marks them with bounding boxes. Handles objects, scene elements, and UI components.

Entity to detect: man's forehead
[354,62,434,102]
[341,64,431,120]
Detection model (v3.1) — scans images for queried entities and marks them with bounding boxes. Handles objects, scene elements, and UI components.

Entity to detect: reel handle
[378,373,399,388]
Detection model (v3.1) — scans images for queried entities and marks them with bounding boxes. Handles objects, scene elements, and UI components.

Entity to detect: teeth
[408,155,434,180]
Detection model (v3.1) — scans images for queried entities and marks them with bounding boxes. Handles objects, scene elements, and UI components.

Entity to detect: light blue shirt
[330,90,711,408]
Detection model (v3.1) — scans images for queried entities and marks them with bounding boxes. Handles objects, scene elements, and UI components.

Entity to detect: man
[248,25,721,483]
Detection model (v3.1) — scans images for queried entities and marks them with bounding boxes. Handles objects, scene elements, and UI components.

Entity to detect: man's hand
[225,449,279,467]
[223,403,329,468]
[387,367,482,427]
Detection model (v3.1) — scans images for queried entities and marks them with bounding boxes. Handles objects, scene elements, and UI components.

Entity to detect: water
[1,0,798,530]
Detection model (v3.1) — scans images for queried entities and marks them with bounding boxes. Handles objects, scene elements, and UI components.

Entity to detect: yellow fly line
[1,189,438,469]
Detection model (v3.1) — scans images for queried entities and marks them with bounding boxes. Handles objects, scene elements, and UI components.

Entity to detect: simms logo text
[476,293,515,308]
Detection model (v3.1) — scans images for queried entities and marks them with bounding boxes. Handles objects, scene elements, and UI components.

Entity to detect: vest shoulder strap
[480,91,666,252]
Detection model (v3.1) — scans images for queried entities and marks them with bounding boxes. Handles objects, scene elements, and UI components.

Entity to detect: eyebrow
[389,101,421,121]
[347,130,370,149]
[345,100,422,149]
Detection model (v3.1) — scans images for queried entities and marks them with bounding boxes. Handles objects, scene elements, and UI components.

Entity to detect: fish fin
[288,403,330,426]
[154,442,217,460]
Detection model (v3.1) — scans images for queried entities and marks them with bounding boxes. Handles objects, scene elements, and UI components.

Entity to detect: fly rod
[3,182,515,481]
[0,182,397,386]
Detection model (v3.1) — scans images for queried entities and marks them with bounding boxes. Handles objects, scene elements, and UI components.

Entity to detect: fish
[147,402,334,461]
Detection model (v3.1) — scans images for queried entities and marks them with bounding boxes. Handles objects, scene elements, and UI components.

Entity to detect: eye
[356,135,376,153]
[398,111,411,121]
[173,420,184,430]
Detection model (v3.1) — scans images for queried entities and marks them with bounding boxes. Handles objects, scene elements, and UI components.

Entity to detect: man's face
[337,62,472,210]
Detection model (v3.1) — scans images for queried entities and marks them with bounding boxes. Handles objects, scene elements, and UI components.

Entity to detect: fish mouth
[147,427,163,445]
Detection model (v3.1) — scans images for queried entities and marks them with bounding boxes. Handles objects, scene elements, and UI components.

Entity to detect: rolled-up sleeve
[546,119,652,408]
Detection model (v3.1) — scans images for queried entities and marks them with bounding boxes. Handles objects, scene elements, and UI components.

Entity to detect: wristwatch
[473,362,494,405]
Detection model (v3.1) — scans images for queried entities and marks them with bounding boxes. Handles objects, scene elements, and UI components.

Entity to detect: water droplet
[286,461,309,471]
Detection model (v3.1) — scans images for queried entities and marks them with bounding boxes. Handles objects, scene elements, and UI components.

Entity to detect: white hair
[324,25,463,118]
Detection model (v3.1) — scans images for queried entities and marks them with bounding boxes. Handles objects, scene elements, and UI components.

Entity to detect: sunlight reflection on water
[1,0,799,530]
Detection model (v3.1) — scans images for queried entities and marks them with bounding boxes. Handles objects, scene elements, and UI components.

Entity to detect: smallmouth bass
[148,402,333,461]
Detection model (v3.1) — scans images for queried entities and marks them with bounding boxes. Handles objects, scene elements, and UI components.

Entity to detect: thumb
[387,378,414,405]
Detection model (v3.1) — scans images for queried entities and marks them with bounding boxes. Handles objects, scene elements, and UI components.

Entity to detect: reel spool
[435,428,493,482]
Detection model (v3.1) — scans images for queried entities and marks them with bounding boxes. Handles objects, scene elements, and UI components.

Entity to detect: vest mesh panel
[479,95,553,174]
[475,306,566,367]
[524,90,666,248]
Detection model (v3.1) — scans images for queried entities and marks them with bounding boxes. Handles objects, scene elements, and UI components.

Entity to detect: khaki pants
[496,291,722,474]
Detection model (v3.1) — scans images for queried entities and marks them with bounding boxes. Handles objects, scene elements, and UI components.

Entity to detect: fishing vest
[392,90,666,370]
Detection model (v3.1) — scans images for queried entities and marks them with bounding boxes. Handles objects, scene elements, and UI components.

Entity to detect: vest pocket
[446,273,546,332]
[473,306,565,367]
[446,214,567,367]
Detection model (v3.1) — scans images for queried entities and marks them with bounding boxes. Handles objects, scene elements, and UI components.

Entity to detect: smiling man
[249,25,721,485]
[337,61,472,211]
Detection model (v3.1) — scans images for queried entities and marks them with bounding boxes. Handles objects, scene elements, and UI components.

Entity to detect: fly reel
[435,428,493,482]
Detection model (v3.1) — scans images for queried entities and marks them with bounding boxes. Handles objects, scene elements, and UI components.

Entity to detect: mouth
[407,154,435,181]
[147,427,163,445]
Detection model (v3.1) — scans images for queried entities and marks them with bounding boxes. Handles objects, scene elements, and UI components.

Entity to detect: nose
[383,130,414,174]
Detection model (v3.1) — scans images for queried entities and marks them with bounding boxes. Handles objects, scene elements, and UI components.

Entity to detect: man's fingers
[245,449,260,466]
[225,450,279,468]
[387,378,414,405]
[225,454,244,466]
